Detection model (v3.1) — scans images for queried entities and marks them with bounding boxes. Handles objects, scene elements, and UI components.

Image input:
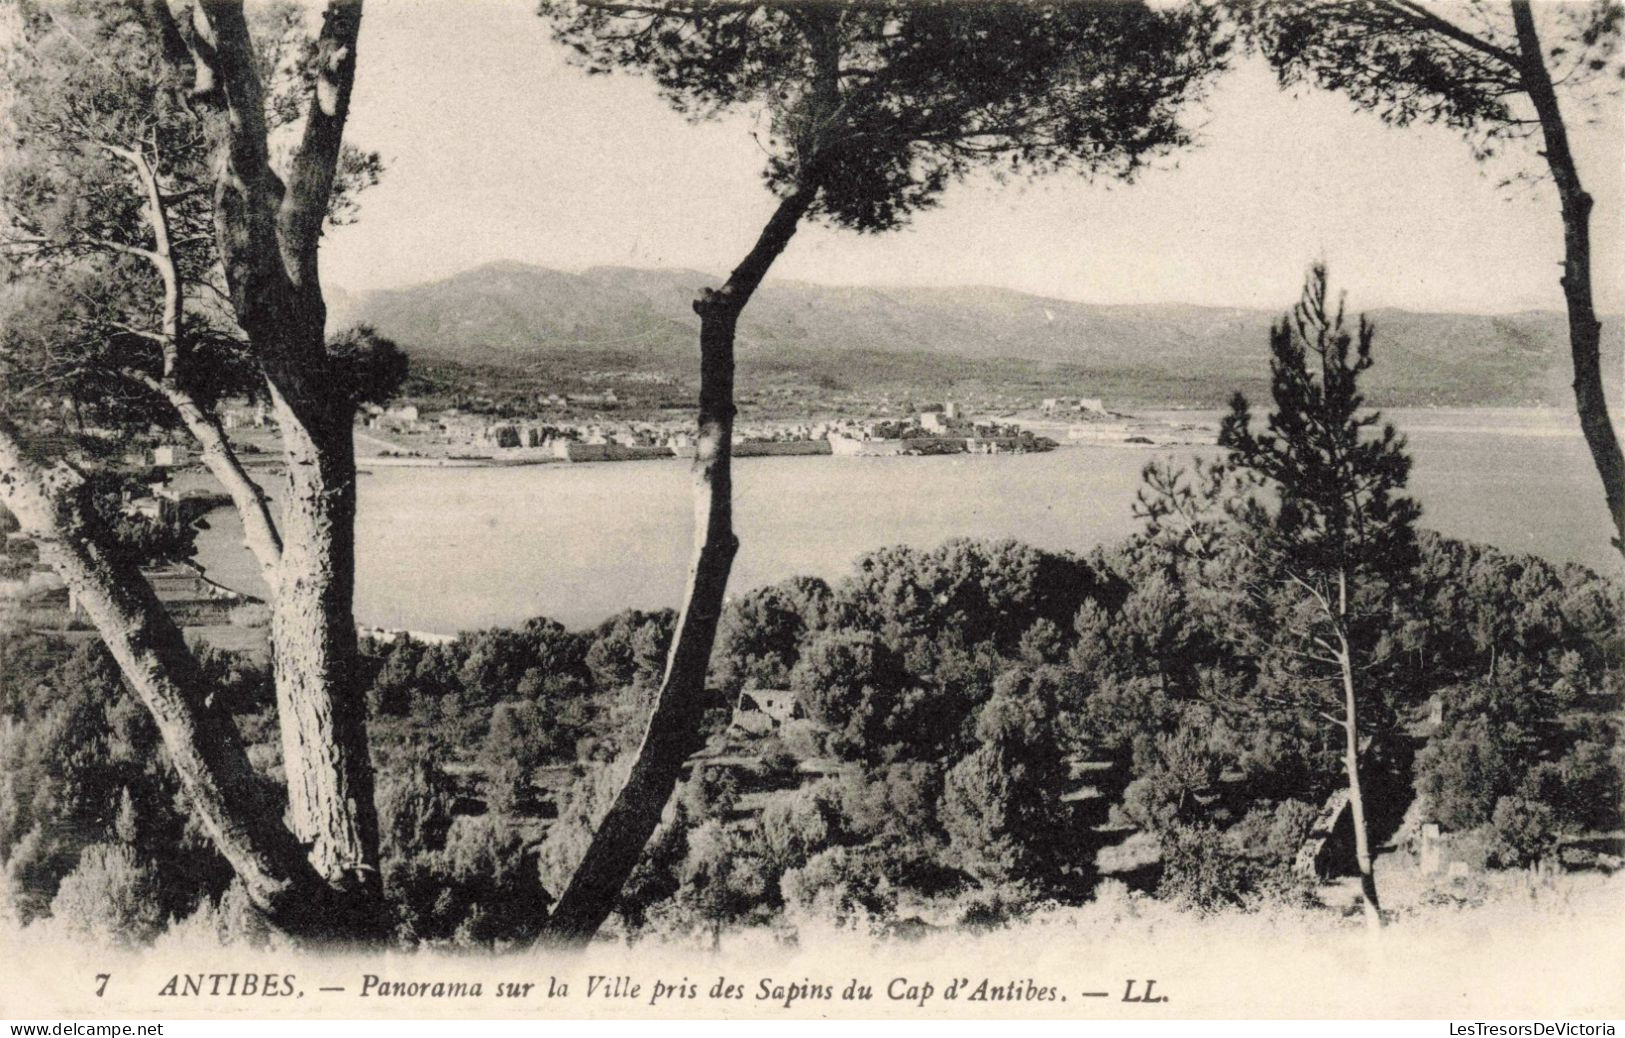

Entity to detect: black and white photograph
[0,0,1621,1023]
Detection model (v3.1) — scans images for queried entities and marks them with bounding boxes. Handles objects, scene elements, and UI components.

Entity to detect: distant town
[339,390,1212,467]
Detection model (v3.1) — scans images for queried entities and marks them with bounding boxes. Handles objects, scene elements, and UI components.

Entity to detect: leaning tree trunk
[543,187,814,944]
[0,424,344,940]
[269,388,384,934]
[1512,0,1625,563]
[1337,633,1383,931]
[135,374,283,585]
[180,400,283,585]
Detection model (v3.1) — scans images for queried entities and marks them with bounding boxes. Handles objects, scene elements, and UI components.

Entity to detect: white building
[919,412,952,434]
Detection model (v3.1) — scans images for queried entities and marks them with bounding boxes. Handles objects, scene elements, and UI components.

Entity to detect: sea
[189,408,1621,633]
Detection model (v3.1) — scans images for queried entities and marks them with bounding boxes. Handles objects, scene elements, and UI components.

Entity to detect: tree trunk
[135,374,283,584]
[118,138,286,585]
[268,390,383,933]
[1512,0,1625,563]
[181,400,283,585]
[0,424,345,940]
[543,187,814,944]
[131,0,380,941]
[1337,637,1383,931]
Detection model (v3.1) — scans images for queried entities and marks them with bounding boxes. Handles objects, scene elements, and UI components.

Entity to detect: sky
[318,0,1625,315]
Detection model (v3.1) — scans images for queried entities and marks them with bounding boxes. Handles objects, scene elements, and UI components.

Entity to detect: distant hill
[331,261,1624,406]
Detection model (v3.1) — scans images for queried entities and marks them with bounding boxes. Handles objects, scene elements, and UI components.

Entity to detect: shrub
[1486,795,1559,869]
[789,629,917,762]
[1542,739,1622,833]
[780,846,896,930]
[756,738,799,785]
[1156,824,1250,913]
[956,882,1038,931]
[160,880,272,948]
[384,817,550,948]
[758,784,840,872]
[672,820,774,936]
[481,759,528,818]
[1414,715,1519,830]
[1227,798,1319,867]
[940,672,1072,887]
[377,757,456,860]
[48,843,162,946]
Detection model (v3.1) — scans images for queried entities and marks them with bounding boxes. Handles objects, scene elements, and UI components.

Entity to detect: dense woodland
[5,415,1620,945]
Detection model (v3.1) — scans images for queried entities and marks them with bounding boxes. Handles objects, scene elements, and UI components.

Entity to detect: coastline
[177,405,1621,636]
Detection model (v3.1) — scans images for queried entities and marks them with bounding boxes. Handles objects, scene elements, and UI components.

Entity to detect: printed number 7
[95,974,110,997]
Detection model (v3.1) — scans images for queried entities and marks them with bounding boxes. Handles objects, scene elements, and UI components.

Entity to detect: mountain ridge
[330,261,1624,406]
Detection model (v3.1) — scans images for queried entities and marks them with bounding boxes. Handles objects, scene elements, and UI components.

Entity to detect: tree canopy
[0,0,389,428]
[543,0,1231,230]
[1228,0,1621,158]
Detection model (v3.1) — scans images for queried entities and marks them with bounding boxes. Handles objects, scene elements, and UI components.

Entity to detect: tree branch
[2,233,158,263]
[122,369,283,585]
[278,0,363,285]
[117,145,186,376]
[1386,0,1518,68]
[176,1,292,344]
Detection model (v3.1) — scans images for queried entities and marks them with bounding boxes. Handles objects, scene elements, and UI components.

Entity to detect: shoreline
[176,404,1620,636]
[308,407,1616,472]
[351,438,1205,471]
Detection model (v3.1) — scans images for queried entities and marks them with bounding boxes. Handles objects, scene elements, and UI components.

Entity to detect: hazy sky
[320,0,1625,314]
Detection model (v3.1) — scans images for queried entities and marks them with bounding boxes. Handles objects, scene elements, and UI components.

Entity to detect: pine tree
[1216,263,1422,929]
